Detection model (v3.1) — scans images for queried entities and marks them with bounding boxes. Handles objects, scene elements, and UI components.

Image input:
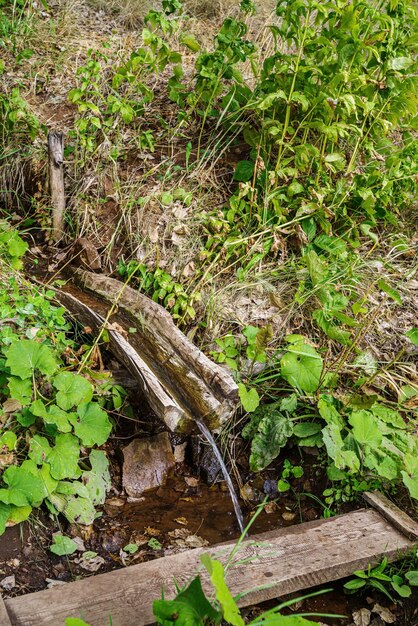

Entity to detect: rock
[123,433,175,497]
[0,575,16,590]
[282,511,296,522]
[191,435,222,483]
[263,479,279,496]
[372,604,396,624]
[353,608,371,626]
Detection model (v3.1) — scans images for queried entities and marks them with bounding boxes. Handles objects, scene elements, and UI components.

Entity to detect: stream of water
[195,420,246,536]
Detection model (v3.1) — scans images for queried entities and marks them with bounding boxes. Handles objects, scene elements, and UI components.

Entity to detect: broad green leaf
[152,598,205,625]
[70,402,112,446]
[233,160,254,182]
[173,576,219,621]
[280,394,297,413]
[47,433,81,480]
[31,400,72,433]
[349,410,382,447]
[6,504,32,525]
[82,450,110,505]
[56,480,90,499]
[65,619,91,626]
[293,423,322,438]
[318,396,344,427]
[0,502,10,535]
[238,384,260,413]
[63,494,96,525]
[29,435,51,465]
[8,377,33,404]
[322,424,360,472]
[0,431,17,451]
[388,56,413,70]
[53,372,93,410]
[371,405,406,429]
[405,571,418,586]
[391,580,411,598]
[5,340,58,380]
[180,33,200,52]
[201,556,244,626]
[401,455,418,500]
[249,412,293,471]
[405,328,418,346]
[281,340,323,393]
[50,534,78,556]
[0,464,45,507]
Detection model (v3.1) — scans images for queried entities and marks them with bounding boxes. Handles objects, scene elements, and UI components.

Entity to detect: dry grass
[85,0,151,27]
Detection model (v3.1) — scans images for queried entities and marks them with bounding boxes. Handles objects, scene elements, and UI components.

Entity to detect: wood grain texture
[0,595,12,626]
[54,288,190,432]
[363,491,418,540]
[5,508,416,626]
[48,132,65,242]
[70,269,239,430]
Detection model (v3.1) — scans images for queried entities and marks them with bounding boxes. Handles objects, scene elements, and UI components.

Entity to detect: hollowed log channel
[50,269,239,433]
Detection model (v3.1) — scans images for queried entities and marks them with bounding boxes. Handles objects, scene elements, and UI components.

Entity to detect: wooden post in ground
[48,132,65,242]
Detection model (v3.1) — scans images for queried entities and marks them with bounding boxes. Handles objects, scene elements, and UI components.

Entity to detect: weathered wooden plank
[48,132,65,243]
[54,288,191,432]
[71,269,239,430]
[5,508,415,626]
[363,491,418,540]
[0,595,12,626]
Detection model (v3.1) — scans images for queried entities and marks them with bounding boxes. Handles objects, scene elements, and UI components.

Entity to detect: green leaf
[123,543,139,554]
[377,279,402,305]
[233,160,254,182]
[249,411,293,471]
[238,384,260,413]
[349,410,382,448]
[82,450,110,505]
[388,56,413,70]
[31,400,72,433]
[280,394,297,413]
[391,580,411,598]
[401,455,418,500]
[293,423,321,438]
[280,340,323,393]
[53,372,93,410]
[50,534,78,556]
[0,431,17,451]
[65,619,91,626]
[29,435,51,465]
[405,328,418,346]
[70,402,112,446]
[180,33,200,52]
[201,556,244,626]
[0,464,45,507]
[8,377,33,404]
[63,494,97,525]
[277,479,290,492]
[344,579,366,590]
[405,571,418,586]
[47,433,80,480]
[5,340,58,380]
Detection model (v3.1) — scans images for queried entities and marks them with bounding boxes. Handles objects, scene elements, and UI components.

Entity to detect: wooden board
[4,507,416,626]
[363,491,418,541]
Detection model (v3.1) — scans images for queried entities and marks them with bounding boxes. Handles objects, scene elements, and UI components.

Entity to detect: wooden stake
[48,132,65,242]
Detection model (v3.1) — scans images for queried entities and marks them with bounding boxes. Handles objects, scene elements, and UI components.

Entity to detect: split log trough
[1,493,417,626]
[51,268,239,433]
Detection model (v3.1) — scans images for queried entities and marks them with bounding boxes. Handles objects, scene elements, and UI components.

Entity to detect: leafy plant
[153,552,335,625]
[344,556,418,601]
[0,235,114,533]
[278,459,304,493]
[117,259,200,322]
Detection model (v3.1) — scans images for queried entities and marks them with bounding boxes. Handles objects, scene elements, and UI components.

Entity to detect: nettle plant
[0,230,112,533]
